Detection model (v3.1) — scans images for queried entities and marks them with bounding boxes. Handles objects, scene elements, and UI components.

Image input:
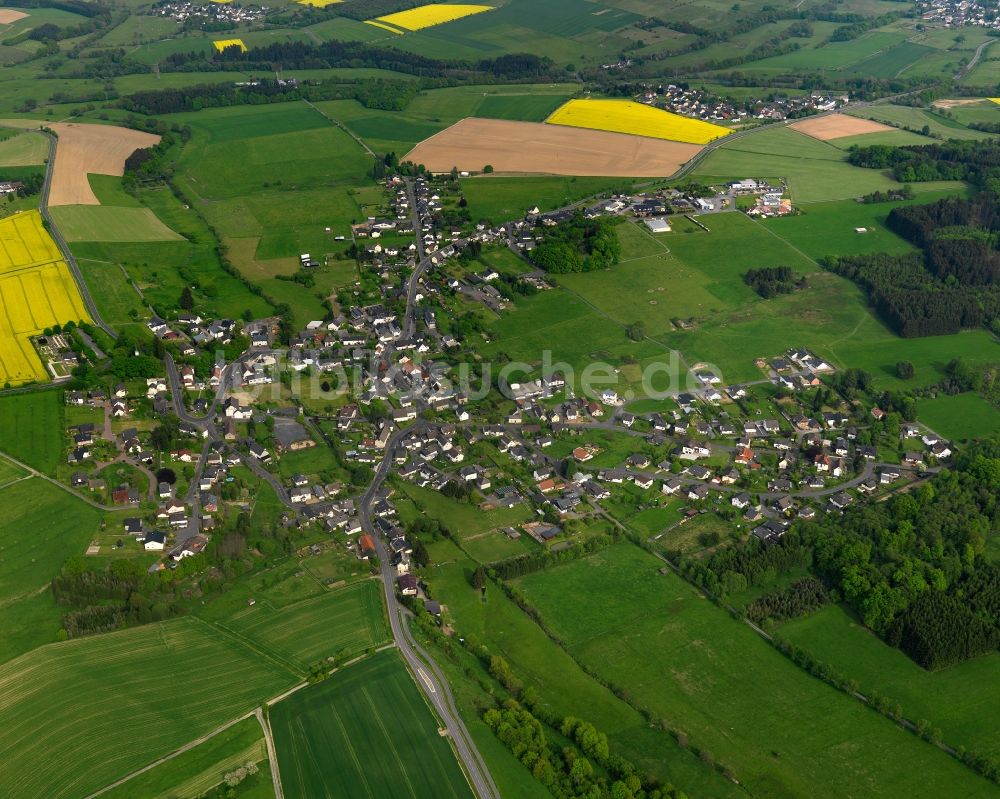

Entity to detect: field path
[85,709,258,799]
[0,452,115,510]
[302,99,378,160]
[255,706,284,799]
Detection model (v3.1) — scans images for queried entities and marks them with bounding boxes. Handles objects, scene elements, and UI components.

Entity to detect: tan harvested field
[0,10,28,24]
[789,113,893,141]
[932,98,988,109]
[403,117,703,177]
[48,123,159,206]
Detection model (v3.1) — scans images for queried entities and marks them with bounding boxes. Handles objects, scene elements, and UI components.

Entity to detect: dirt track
[48,123,160,206]
[0,10,28,23]
[789,113,893,141]
[403,117,704,177]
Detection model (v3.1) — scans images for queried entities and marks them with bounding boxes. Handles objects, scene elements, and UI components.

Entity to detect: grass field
[0,129,46,166]
[0,617,296,799]
[0,455,27,485]
[0,476,104,664]
[221,580,389,671]
[167,103,373,284]
[692,126,961,203]
[916,392,1000,441]
[396,481,535,562]
[777,604,1000,759]
[99,716,272,799]
[546,98,730,144]
[271,649,473,799]
[419,539,743,796]
[514,543,998,798]
[0,210,90,385]
[0,390,63,473]
[49,205,183,242]
[460,175,636,222]
[847,105,992,140]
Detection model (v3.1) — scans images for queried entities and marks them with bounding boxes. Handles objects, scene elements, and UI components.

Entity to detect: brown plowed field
[48,123,160,206]
[402,117,704,177]
[0,10,28,23]
[789,113,893,141]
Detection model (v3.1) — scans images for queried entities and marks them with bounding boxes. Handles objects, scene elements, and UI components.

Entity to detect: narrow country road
[255,707,284,799]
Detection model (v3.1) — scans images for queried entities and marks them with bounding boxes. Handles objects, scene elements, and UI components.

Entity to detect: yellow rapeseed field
[213,38,247,53]
[297,0,341,6]
[546,99,731,145]
[0,211,89,386]
[366,4,493,33]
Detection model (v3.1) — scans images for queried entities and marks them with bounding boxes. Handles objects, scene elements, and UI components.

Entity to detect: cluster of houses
[917,0,1000,28]
[636,84,848,123]
[154,1,267,24]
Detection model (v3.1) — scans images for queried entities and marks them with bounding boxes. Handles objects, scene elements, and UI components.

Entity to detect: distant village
[153,0,268,25]
[917,0,1000,28]
[46,165,948,600]
[639,83,850,123]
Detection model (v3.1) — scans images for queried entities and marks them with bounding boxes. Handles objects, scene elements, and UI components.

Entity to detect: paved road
[358,424,500,799]
[958,38,994,80]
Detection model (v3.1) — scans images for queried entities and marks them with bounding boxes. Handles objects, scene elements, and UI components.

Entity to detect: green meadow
[514,543,999,799]
[916,392,1000,441]
[777,604,1000,759]
[271,650,473,799]
[50,205,183,243]
[693,126,963,202]
[0,618,296,799]
[418,539,742,797]
[0,391,63,474]
[98,716,272,799]
[219,581,390,672]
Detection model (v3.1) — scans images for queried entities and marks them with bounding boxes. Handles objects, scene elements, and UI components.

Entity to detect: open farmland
[916,392,1000,441]
[0,211,89,385]
[48,122,159,206]
[514,543,999,798]
[546,98,731,144]
[49,205,183,243]
[98,716,271,799]
[213,38,247,53]
[221,580,390,670]
[0,477,103,664]
[419,539,741,796]
[789,113,894,140]
[777,604,1000,760]
[368,4,494,33]
[0,618,296,799]
[0,129,46,166]
[271,650,473,799]
[404,117,700,176]
[692,126,961,202]
[0,9,28,24]
[0,390,62,473]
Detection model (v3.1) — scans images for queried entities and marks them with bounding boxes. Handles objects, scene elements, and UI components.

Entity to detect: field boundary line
[85,707,258,799]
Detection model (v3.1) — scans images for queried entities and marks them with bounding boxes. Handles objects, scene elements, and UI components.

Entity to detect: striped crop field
[0,210,89,385]
[546,98,732,145]
[366,4,493,33]
[271,650,473,799]
[212,37,247,53]
[220,580,390,671]
[0,618,297,799]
